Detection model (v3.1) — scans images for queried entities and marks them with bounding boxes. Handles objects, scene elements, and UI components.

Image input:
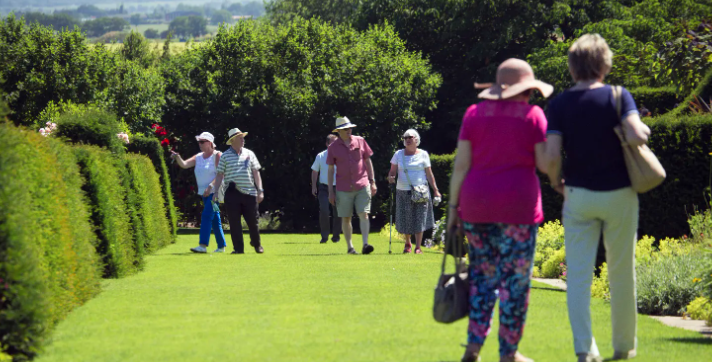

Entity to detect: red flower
[161,138,170,146]
[151,124,159,130]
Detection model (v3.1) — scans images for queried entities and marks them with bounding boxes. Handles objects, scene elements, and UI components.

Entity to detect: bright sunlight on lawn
[36,234,712,362]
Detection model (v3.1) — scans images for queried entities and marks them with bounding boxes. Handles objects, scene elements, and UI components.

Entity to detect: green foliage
[20,11,80,31]
[656,20,712,94]
[0,16,112,125]
[120,31,156,68]
[82,17,129,37]
[637,253,706,315]
[535,220,566,271]
[669,67,712,116]
[591,263,611,300]
[161,18,441,229]
[211,10,234,25]
[169,15,208,38]
[53,104,126,155]
[144,28,159,39]
[127,134,178,240]
[0,124,101,360]
[73,145,137,278]
[103,59,166,133]
[628,86,682,116]
[540,248,567,279]
[126,154,173,252]
[686,297,712,324]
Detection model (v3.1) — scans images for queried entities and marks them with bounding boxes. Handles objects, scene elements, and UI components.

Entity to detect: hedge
[127,134,177,241]
[126,154,173,251]
[0,125,101,360]
[628,86,683,116]
[669,68,712,117]
[73,145,138,278]
[53,105,126,155]
[430,114,712,239]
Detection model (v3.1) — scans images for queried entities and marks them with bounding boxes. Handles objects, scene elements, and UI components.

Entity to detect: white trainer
[190,246,207,253]
[213,248,225,253]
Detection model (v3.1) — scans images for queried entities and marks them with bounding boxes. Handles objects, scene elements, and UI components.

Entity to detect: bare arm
[209,152,221,188]
[365,156,377,196]
[311,170,319,196]
[534,142,548,174]
[425,167,441,197]
[328,164,336,205]
[253,168,264,203]
[171,153,197,169]
[622,113,650,146]
[545,134,564,193]
[211,172,225,203]
[387,163,398,184]
[448,140,472,209]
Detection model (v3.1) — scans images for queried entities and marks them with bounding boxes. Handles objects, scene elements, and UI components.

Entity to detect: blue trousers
[199,194,227,248]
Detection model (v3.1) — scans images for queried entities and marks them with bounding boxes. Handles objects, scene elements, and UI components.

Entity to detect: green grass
[35,234,711,362]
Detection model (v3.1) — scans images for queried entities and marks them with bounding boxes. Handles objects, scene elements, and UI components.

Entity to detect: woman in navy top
[545,34,651,362]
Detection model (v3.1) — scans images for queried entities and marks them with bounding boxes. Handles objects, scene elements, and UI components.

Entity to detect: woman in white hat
[171,132,227,253]
[447,58,551,362]
[387,129,441,254]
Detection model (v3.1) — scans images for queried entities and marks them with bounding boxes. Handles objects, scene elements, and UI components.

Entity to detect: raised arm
[170,152,197,169]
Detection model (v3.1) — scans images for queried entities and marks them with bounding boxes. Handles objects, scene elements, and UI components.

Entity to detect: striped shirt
[217,147,261,197]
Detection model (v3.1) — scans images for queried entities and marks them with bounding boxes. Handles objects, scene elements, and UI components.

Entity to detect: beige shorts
[336,186,371,218]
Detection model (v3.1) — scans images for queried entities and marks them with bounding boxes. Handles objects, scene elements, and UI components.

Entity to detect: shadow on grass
[531,286,566,293]
[663,337,712,345]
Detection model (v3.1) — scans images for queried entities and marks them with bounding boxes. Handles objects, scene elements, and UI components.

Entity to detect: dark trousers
[224,184,261,253]
[318,184,341,241]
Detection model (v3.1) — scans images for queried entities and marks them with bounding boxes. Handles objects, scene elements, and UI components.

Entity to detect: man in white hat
[212,128,265,254]
[326,117,377,255]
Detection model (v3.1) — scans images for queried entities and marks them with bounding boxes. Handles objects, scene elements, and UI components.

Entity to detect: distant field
[130,23,220,36]
[101,40,203,55]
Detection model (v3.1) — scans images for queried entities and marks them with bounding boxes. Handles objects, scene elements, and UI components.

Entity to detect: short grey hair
[568,33,613,82]
[403,129,421,146]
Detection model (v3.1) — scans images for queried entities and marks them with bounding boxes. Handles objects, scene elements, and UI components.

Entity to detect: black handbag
[433,226,469,323]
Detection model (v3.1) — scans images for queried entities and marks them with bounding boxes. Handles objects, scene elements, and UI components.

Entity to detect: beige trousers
[563,186,638,356]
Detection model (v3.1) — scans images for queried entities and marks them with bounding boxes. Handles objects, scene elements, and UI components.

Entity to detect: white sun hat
[332,117,357,132]
[195,132,216,148]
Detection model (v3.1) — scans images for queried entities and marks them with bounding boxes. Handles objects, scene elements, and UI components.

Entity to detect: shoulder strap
[400,150,415,187]
[613,85,622,122]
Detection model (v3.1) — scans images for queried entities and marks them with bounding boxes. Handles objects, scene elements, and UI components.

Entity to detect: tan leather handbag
[612,86,666,193]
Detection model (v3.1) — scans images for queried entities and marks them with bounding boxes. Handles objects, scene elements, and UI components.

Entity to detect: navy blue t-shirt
[546,85,638,191]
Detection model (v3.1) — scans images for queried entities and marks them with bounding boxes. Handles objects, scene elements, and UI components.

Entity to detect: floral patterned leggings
[463,222,538,358]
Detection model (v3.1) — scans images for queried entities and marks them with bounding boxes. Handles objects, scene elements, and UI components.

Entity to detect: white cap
[195,132,216,148]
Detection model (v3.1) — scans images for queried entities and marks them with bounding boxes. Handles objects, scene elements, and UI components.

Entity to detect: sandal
[403,244,412,254]
[414,248,423,254]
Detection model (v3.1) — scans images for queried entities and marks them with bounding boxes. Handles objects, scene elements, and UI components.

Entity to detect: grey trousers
[318,184,342,241]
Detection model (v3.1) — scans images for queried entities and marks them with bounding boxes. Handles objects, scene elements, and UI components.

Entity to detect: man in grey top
[311,134,342,244]
[213,128,265,254]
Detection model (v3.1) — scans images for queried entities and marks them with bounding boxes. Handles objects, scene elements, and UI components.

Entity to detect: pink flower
[559,263,564,266]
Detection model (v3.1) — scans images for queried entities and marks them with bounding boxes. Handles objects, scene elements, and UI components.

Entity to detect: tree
[243,1,265,17]
[121,31,155,68]
[144,28,159,39]
[21,12,80,31]
[76,5,106,18]
[211,9,233,25]
[169,15,207,38]
[225,2,243,15]
[83,17,129,37]
[130,14,141,27]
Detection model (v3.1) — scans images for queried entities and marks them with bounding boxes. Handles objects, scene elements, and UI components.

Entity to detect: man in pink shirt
[327,117,378,255]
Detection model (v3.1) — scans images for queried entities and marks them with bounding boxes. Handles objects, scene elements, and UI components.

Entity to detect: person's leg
[342,217,354,251]
[197,195,213,247]
[336,190,356,252]
[209,194,227,250]
[354,186,372,249]
[602,188,639,356]
[224,186,245,253]
[331,202,342,242]
[415,232,424,252]
[563,187,603,357]
[496,224,537,359]
[318,184,330,243]
[463,223,500,359]
[240,191,262,251]
[403,234,412,252]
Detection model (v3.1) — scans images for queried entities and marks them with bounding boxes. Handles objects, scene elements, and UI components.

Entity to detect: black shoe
[362,244,374,255]
[231,251,244,254]
[331,237,340,243]
[254,246,264,254]
[347,248,358,255]
[320,239,328,244]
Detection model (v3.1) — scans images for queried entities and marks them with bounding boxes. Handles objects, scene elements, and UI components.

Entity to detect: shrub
[126,154,173,251]
[430,152,455,220]
[669,68,712,116]
[0,124,101,360]
[628,86,682,116]
[540,249,566,279]
[591,263,610,300]
[686,297,712,325]
[637,253,706,315]
[53,105,126,155]
[535,220,566,270]
[127,134,178,241]
[73,145,137,278]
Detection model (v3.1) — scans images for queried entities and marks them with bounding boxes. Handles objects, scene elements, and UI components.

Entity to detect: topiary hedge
[73,145,138,278]
[53,105,126,155]
[430,114,712,239]
[0,124,101,360]
[628,86,683,116]
[668,68,712,117]
[126,154,173,251]
[127,134,177,241]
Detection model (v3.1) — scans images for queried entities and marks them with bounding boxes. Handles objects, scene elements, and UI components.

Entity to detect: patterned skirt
[395,189,435,234]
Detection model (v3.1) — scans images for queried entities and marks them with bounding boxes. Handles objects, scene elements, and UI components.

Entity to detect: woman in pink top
[447,59,552,362]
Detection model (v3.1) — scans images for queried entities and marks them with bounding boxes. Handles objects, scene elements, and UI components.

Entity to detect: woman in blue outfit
[171,132,227,253]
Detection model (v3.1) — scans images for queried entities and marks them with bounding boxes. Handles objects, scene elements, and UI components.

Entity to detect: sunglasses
[198,140,211,144]
[402,136,415,140]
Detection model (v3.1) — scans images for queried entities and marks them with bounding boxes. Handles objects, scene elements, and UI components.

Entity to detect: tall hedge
[669,68,712,116]
[73,145,137,278]
[126,154,173,251]
[430,114,712,239]
[628,86,683,116]
[127,134,177,241]
[0,125,101,360]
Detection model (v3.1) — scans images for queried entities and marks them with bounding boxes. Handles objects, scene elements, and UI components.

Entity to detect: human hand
[328,190,335,206]
[202,185,212,198]
[446,208,461,231]
[257,191,264,204]
[370,183,378,197]
[312,185,317,197]
[387,175,396,184]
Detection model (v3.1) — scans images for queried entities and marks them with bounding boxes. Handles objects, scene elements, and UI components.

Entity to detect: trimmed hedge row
[669,68,712,117]
[127,134,178,241]
[0,125,102,360]
[431,114,712,239]
[628,86,683,116]
[126,154,173,251]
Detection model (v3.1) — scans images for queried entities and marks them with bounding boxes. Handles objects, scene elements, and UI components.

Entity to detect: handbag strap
[400,150,416,189]
[613,85,623,122]
[440,225,464,276]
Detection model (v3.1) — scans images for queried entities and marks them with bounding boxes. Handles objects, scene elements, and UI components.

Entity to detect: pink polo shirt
[326,135,374,192]
[458,100,547,225]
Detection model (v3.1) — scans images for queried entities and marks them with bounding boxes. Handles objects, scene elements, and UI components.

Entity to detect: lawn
[36,233,711,362]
